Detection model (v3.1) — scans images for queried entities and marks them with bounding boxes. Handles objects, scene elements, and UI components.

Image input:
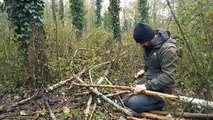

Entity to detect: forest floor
[0,85,124,120]
[0,71,131,120]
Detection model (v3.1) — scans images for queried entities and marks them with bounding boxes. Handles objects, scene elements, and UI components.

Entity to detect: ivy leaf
[17,13,24,18]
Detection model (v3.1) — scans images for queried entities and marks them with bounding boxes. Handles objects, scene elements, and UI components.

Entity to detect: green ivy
[58,0,64,21]
[69,0,86,40]
[108,0,121,40]
[103,11,112,31]
[138,0,149,23]
[4,0,45,58]
[95,0,102,27]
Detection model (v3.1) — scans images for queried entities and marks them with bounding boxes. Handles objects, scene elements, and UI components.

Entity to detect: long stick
[136,112,171,120]
[0,92,39,116]
[150,110,213,119]
[72,83,178,100]
[72,83,213,108]
[0,70,86,116]
[127,116,146,120]
[46,68,86,93]
[73,76,134,116]
[43,96,57,120]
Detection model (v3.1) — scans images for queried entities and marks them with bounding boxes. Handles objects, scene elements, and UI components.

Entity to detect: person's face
[139,36,156,49]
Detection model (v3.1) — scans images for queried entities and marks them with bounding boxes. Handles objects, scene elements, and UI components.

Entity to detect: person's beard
[143,41,154,51]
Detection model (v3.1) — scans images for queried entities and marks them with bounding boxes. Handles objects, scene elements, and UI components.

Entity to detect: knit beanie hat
[133,22,155,43]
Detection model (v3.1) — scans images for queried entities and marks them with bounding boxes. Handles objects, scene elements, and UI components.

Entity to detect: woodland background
[0,0,212,119]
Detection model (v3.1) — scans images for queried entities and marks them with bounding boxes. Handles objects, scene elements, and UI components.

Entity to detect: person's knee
[123,95,164,113]
[124,96,147,113]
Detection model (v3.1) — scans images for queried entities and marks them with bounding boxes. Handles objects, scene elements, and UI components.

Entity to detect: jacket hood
[153,29,175,48]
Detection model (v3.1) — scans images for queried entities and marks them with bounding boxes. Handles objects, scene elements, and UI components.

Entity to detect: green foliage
[69,0,86,40]
[95,0,102,27]
[103,11,112,31]
[0,2,4,12]
[108,0,121,40]
[122,19,128,32]
[4,0,45,58]
[137,0,149,22]
[177,0,213,99]
[51,0,57,22]
[58,0,64,21]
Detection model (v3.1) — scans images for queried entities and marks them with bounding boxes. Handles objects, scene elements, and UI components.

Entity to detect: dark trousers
[123,94,164,113]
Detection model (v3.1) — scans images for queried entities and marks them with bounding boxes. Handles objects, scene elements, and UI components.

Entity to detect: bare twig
[69,49,78,69]
[85,67,110,120]
[0,92,39,115]
[88,103,97,120]
[84,95,93,120]
[43,96,57,120]
[74,91,91,97]
[136,112,171,120]
[46,68,86,93]
[104,76,113,85]
[103,75,125,107]
[127,116,146,120]
[0,70,86,116]
[73,75,134,116]
[89,61,111,84]
[106,91,131,97]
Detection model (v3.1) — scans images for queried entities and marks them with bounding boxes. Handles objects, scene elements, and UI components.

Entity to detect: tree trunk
[26,24,50,86]
[152,0,157,24]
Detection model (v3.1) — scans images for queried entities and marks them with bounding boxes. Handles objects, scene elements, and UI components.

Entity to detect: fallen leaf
[0,105,4,111]
[20,110,27,116]
[63,106,70,115]
[14,95,20,100]
[39,109,47,115]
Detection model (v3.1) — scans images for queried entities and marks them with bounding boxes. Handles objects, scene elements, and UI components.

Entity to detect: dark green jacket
[141,30,177,93]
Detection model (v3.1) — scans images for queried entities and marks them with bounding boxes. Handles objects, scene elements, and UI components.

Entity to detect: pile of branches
[1,62,213,120]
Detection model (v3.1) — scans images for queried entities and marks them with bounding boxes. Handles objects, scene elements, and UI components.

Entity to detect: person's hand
[133,84,146,94]
[134,69,145,80]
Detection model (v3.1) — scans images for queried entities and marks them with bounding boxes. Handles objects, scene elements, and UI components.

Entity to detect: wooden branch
[89,103,97,120]
[106,91,131,97]
[103,76,125,108]
[74,91,91,97]
[89,61,111,84]
[43,96,57,120]
[69,49,78,68]
[73,75,134,116]
[72,83,213,108]
[84,69,110,119]
[0,92,39,115]
[137,112,171,120]
[72,83,178,101]
[45,68,86,93]
[0,70,86,116]
[150,110,213,119]
[84,95,93,120]
[178,96,213,109]
[127,116,146,120]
